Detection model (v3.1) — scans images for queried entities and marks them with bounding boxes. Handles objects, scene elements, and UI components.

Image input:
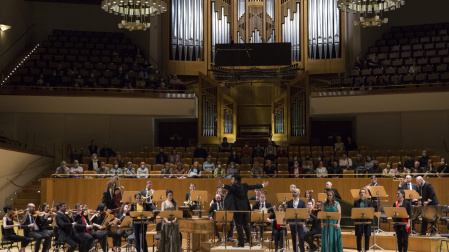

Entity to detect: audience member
[302,155,314,174]
[193,144,208,159]
[240,143,252,164]
[226,162,239,178]
[188,161,202,178]
[137,162,149,178]
[316,161,327,178]
[124,162,136,176]
[368,160,382,175]
[115,154,125,168]
[96,162,110,178]
[213,163,226,178]
[70,160,83,178]
[110,162,123,175]
[160,162,174,178]
[169,149,181,165]
[264,141,276,158]
[156,148,168,164]
[364,155,374,172]
[88,140,99,156]
[253,144,264,158]
[88,154,101,171]
[404,154,415,170]
[290,160,303,178]
[339,153,352,170]
[345,137,357,151]
[219,137,232,152]
[203,155,215,172]
[334,136,345,152]
[424,159,437,178]
[55,161,70,178]
[228,151,241,164]
[412,161,421,174]
[418,150,430,168]
[264,159,277,178]
[100,143,116,158]
[277,146,288,158]
[251,161,263,178]
[353,154,365,175]
[265,150,277,163]
[437,158,448,178]
[382,162,395,177]
[328,161,343,178]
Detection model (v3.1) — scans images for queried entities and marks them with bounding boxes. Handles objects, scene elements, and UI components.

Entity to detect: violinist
[72,204,106,252]
[55,202,79,252]
[2,205,31,252]
[267,203,286,252]
[22,203,52,252]
[90,203,121,252]
[116,204,133,245]
[41,203,55,231]
[304,201,321,252]
[102,180,124,210]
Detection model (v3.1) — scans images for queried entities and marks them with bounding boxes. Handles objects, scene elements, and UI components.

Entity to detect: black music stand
[130,211,153,252]
[317,211,340,252]
[286,208,308,252]
[275,211,286,252]
[351,208,374,252]
[384,207,408,252]
[215,211,233,248]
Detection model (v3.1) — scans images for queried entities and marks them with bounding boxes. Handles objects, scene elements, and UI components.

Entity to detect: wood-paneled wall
[41,178,449,211]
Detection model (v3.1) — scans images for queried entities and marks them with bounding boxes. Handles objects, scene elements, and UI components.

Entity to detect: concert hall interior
[1,0,449,251]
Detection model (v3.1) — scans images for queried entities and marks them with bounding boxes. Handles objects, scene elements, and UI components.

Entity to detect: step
[13,204,30,210]
[22,185,41,194]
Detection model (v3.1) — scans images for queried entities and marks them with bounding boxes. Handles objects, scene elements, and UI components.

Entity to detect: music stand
[121,191,140,204]
[276,193,293,203]
[317,211,340,252]
[351,208,374,252]
[368,186,388,233]
[158,210,183,220]
[275,212,287,252]
[350,189,371,199]
[191,191,208,218]
[249,200,258,208]
[251,212,268,245]
[404,189,420,235]
[384,207,408,252]
[130,210,153,252]
[286,208,308,252]
[215,211,234,248]
[119,216,133,229]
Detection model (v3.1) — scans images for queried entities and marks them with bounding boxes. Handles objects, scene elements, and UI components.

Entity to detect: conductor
[217,175,269,247]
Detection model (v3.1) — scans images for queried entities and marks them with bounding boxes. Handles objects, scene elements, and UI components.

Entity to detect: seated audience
[418,150,430,168]
[403,154,415,170]
[226,162,239,178]
[368,160,382,175]
[339,153,352,170]
[161,162,174,178]
[188,161,202,178]
[328,161,343,178]
[219,137,232,152]
[228,151,240,164]
[240,143,252,164]
[437,158,448,178]
[290,160,303,178]
[334,136,345,152]
[124,162,136,176]
[264,159,277,178]
[55,161,70,177]
[264,141,276,158]
[251,161,263,178]
[277,146,288,158]
[302,155,314,174]
[100,143,116,158]
[96,162,110,178]
[213,163,226,178]
[156,148,168,164]
[253,144,264,158]
[316,161,327,178]
[70,160,83,178]
[169,149,181,164]
[203,155,215,171]
[193,144,208,159]
[88,153,101,171]
[137,162,149,178]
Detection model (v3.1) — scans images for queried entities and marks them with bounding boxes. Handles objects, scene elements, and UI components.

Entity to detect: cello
[114,172,123,208]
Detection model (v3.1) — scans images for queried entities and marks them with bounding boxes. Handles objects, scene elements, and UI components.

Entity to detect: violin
[11,210,26,218]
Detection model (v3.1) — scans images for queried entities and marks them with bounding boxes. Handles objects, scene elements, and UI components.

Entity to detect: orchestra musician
[72,204,103,252]
[365,176,380,212]
[251,193,272,210]
[416,176,439,236]
[325,182,341,200]
[217,175,268,248]
[392,189,411,252]
[40,203,55,234]
[140,181,158,211]
[286,189,306,252]
[207,194,235,242]
[2,205,31,252]
[249,188,262,200]
[186,183,201,217]
[353,188,372,252]
[21,203,52,252]
[130,193,153,252]
[267,203,286,252]
[159,189,182,252]
[90,203,121,252]
[55,202,80,252]
[304,201,321,252]
[101,180,124,210]
[116,204,133,242]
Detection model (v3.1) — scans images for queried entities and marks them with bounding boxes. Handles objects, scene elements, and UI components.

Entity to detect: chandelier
[337,0,405,27]
[101,0,167,31]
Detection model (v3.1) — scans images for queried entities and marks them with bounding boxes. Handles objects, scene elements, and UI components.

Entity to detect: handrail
[0,24,36,58]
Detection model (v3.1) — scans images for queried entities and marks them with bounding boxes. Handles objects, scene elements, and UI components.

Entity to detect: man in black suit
[304,201,321,252]
[55,202,80,252]
[353,188,373,252]
[324,181,341,199]
[186,183,202,217]
[416,176,439,236]
[398,175,419,205]
[155,148,168,164]
[218,175,268,247]
[22,203,52,252]
[207,194,234,242]
[249,189,262,201]
[251,193,272,210]
[365,175,380,211]
[286,189,306,252]
[140,181,158,211]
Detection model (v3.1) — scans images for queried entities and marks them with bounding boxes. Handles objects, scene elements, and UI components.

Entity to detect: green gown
[321,201,343,252]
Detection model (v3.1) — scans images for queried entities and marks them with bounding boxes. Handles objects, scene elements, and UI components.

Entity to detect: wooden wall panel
[42,178,449,212]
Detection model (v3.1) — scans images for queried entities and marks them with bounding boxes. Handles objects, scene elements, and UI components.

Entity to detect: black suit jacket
[56,212,74,242]
[156,153,168,164]
[101,187,119,210]
[88,160,101,171]
[207,201,225,218]
[419,181,439,205]
[223,182,263,211]
[20,213,38,237]
[141,188,154,204]
[399,183,419,192]
[285,199,306,224]
[353,198,373,236]
[307,213,321,233]
[252,201,272,211]
[72,213,90,234]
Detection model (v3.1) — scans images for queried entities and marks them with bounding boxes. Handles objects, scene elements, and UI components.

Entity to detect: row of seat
[52,29,126,38]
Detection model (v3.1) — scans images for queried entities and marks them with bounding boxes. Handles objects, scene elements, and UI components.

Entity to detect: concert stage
[211,245,265,252]
[341,231,446,252]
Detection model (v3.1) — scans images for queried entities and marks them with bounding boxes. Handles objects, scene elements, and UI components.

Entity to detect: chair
[278,157,288,164]
[181,158,192,165]
[239,164,251,172]
[152,164,164,172]
[152,222,163,252]
[52,226,68,252]
[1,226,19,252]
[193,158,204,164]
[380,205,392,223]
[343,170,355,178]
[145,158,156,166]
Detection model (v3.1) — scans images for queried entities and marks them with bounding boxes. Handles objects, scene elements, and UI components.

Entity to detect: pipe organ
[308,0,340,59]
[290,85,306,137]
[170,0,204,61]
[281,1,301,62]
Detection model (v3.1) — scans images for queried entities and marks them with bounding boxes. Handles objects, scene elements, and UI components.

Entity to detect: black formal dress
[268,212,286,251]
[207,201,234,239]
[392,200,411,252]
[22,213,52,252]
[353,199,373,251]
[2,217,31,248]
[304,213,321,252]
[286,199,306,252]
[55,212,79,252]
[419,181,439,235]
[223,182,264,247]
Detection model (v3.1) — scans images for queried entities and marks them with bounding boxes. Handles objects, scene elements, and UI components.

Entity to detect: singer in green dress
[321,190,343,252]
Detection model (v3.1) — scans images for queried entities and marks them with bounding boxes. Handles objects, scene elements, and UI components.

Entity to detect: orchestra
[3,176,445,252]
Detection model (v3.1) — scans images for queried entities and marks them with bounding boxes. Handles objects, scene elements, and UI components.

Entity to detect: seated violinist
[90,203,121,252]
[2,205,31,252]
[267,204,286,252]
[22,203,52,252]
[72,203,107,252]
